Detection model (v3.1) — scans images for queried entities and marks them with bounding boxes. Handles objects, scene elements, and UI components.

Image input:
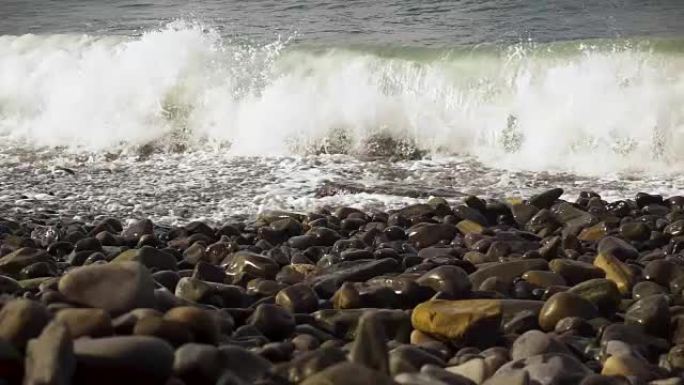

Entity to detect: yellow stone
[538,292,597,331]
[290,264,317,276]
[257,210,306,224]
[463,251,495,265]
[593,253,635,295]
[456,220,484,235]
[410,329,440,345]
[55,308,113,338]
[602,353,654,379]
[332,283,361,310]
[578,222,608,241]
[18,277,52,290]
[505,197,523,206]
[522,270,567,288]
[411,299,502,340]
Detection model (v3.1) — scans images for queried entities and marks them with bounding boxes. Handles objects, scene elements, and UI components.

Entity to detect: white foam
[1,21,684,175]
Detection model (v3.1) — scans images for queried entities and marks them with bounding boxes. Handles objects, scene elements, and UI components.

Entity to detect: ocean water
[1,1,683,224]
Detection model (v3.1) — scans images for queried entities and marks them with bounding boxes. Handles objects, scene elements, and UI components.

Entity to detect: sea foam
[1,21,683,175]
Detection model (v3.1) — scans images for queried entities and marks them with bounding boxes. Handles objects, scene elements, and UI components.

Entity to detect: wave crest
[1,21,684,174]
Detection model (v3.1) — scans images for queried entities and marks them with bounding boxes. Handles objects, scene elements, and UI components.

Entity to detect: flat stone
[412,299,501,343]
[73,336,174,385]
[58,261,156,314]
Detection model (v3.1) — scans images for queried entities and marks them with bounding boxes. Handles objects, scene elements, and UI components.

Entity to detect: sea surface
[1,0,683,224]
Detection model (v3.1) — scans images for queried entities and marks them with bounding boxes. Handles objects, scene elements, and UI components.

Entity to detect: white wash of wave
[0,21,286,149]
[0,21,684,175]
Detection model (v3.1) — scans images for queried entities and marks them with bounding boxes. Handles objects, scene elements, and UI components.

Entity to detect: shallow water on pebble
[1,2,683,224]
[1,150,683,225]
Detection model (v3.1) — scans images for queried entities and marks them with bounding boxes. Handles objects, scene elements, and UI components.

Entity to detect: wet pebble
[2,191,684,384]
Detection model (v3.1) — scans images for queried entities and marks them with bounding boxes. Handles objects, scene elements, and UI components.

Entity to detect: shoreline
[2,150,682,228]
[1,189,684,384]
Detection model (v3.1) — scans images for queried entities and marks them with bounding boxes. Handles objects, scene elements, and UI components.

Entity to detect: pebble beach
[2,189,684,384]
[3,1,684,384]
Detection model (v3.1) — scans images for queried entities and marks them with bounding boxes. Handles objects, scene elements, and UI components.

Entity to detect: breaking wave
[1,20,684,174]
